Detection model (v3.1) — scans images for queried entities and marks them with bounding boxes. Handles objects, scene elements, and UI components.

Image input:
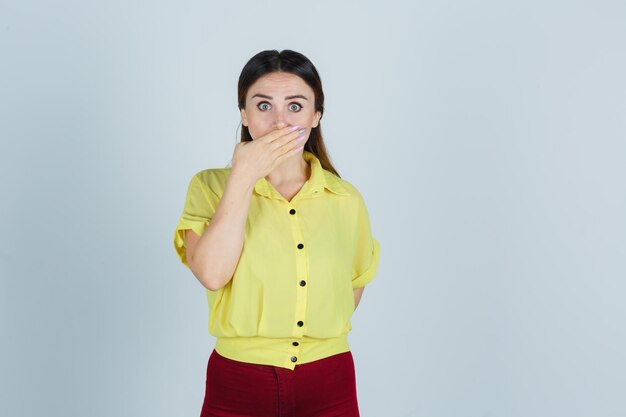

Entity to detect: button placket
[288,203,308,364]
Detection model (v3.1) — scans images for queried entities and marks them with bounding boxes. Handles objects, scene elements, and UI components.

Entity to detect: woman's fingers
[273,132,306,161]
[274,142,305,166]
[269,127,307,151]
[234,125,308,180]
[256,125,301,143]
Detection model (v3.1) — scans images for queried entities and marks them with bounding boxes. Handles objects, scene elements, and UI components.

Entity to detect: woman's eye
[258,102,271,111]
[289,103,302,112]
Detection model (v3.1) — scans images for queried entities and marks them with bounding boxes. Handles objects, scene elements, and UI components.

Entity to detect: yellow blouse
[173,150,380,370]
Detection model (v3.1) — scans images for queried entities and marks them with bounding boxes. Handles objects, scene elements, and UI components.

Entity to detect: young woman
[173,49,380,417]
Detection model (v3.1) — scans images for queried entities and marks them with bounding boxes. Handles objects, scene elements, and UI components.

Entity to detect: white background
[1,1,625,416]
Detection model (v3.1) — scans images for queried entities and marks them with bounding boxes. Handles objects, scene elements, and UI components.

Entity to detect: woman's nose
[274,120,295,130]
[274,109,294,130]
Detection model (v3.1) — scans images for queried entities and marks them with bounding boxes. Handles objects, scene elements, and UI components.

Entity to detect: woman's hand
[231,125,307,184]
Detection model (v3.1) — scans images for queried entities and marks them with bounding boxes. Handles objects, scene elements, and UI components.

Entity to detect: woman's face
[240,72,321,142]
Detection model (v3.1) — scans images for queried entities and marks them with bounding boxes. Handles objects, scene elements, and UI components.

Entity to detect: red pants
[200,349,360,417]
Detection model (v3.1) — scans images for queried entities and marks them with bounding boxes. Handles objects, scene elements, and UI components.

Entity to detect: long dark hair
[237,49,340,177]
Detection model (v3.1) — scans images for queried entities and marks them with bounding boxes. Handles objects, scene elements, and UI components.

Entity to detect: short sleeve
[351,195,381,289]
[173,174,218,268]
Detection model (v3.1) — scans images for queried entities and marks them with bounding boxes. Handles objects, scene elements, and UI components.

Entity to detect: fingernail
[289,125,300,131]
[297,128,306,134]
[297,135,306,141]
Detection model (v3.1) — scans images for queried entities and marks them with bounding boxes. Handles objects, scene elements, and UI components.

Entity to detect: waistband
[215,333,350,371]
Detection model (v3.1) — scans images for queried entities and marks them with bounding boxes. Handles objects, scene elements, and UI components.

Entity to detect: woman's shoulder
[322,170,366,203]
[191,167,232,194]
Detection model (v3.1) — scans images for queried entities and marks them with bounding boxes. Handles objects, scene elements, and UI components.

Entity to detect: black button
[299,280,306,286]
[297,243,304,249]
[297,321,304,327]
[291,356,298,363]
[292,341,299,346]
[289,209,296,215]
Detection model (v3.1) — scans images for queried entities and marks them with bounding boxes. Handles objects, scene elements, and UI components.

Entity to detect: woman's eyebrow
[285,94,308,100]
[251,93,308,100]
[251,93,272,100]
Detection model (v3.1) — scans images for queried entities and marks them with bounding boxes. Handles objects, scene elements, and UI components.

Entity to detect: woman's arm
[184,125,306,291]
[353,287,365,310]
[184,171,255,291]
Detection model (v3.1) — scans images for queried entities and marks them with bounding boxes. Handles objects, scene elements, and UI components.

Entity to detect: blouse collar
[254,150,350,200]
